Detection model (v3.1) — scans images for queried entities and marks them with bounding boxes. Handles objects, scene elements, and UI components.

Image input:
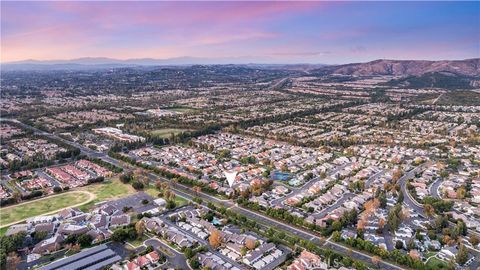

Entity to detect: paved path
[270,163,352,207]
[0,190,95,228]
[398,163,431,216]
[2,119,407,270]
[429,178,442,199]
[144,237,192,269]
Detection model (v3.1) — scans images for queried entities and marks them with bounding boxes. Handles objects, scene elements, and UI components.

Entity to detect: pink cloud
[1,1,325,61]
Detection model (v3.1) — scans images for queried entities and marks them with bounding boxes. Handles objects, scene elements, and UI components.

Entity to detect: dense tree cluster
[0,233,26,269]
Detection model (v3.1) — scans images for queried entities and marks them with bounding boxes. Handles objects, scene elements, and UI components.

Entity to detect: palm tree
[192,186,201,196]
[424,204,435,217]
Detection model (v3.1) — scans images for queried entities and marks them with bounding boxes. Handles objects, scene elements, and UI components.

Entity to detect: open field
[78,178,136,211]
[174,195,189,206]
[150,128,191,138]
[144,186,189,207]
[0,191,93,227]
[166,107,197,113]
[126,235,150,249]
[425,257,448,270]
[436,90,480,106]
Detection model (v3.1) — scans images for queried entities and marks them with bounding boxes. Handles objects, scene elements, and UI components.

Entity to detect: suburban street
[144,238,190,270]
[398,163,431,216]
[3,118,454,270]
[430,178,443,199]
[269,162,353,207]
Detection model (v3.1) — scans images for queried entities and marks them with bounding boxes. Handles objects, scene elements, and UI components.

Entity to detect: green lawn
[150,128,191,138]
[426,257,448,270]
[126,235,149,249]
[0,192,91,227]
[145,186,188,208]
[174,195,189,207]
[0,227,8,237]
[167,107,197,113]
[144,186,159,198]
[78,178,135,211]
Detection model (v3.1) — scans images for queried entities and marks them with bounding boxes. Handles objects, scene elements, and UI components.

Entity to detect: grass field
[78,178,136,211]
[167,107,197,113]
[437,90,480,106]
[150,128,191,138]
[0,191,91,227]
[426,257,448,270]
[126,235,149,249]
[174,195,189,206]
[144,186,189,207]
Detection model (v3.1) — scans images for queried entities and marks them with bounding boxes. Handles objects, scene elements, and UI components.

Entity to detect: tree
[399,208,410,221]
[132,181,144,190]
[135,221,145,237]
[71,243,81,253]
[371,255,381,267]
[184,247,194,259]
[192,186,201,196]
[120,172,133,183]
[395,240,404,249]
[456,186,466,199]
[245,238,256,250]
[77,234,92,247]
[469,234,480,246]
[145,245,154,253]
[447,258,455,270]
[397,190,404,204]
[388,210,401,232]
[378,218,386,230]
[166,200,176,209]
[33,231,48,241]
[456,244,468,265]
[392,169,403,182]
[409,250,420,261]
[208,229,222,248]
[0,233,26,269]
[424,204,435,217]
[112,228,128,242]
[6,252,21,270]
[357,218,366,230]
[332,221,342,231]
[455,220,467,236]
[189,258,200,269]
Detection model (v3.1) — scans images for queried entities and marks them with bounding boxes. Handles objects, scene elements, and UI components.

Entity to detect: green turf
[426,257,448,270]
[0,192,91,227]
[166,107,197,113]
[127,235,149,248]
[78,178,135,211]
[144,187,159,198]
[150,128,191,138]
[144,186,188,208]
[174,195,189,207]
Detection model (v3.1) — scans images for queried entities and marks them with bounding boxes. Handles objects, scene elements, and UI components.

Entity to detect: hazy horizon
[3,55,480,67]
[2,1,478,64]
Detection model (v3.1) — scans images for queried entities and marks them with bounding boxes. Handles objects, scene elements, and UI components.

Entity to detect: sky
[1,1,479,64]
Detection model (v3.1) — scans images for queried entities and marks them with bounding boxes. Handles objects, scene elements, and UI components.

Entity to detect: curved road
[0,190,95,228]
[2,119,408,270]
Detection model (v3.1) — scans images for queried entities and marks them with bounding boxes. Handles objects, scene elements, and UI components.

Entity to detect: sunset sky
[1,1,479,64]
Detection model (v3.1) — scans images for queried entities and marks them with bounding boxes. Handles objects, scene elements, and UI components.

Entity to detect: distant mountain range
[2,57,479,78]
[1,57,327,71]
[311,58,480,77]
